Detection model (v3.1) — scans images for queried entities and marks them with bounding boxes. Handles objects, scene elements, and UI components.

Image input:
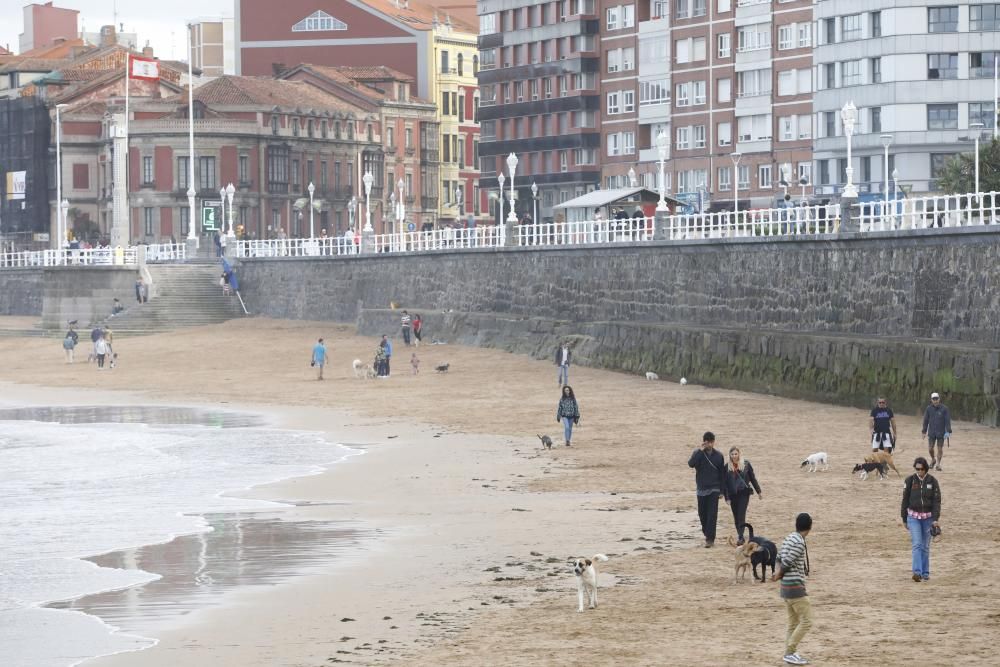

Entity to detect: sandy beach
[1,317,998,666]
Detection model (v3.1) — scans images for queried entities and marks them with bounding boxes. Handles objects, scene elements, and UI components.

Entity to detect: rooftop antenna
[112,0,117,31]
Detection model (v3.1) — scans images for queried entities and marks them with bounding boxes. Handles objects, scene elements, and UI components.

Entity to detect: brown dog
[864,450,900,477]
[727,536,761,583]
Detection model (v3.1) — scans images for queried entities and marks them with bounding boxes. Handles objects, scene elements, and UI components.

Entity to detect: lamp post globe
[397,177,405,228]
[531,181,538,224]
[505,152,518,223]
[226,182,236,237]
[307,181,315,238]
[362,170,374,232]
[841,101,858,199]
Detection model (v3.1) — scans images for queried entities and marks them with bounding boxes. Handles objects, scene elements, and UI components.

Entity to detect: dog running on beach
[864,450,900,477]
[853,462,888,481]
[538,434,554,450]
[572,554,609,612]
[801,452,829,472]
[727,536,761,583]
[435,363,450,373]
[645,371,659,381]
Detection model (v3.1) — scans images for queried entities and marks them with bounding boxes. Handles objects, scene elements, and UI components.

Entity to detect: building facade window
[871,106,882,133]
[871,11,882,37]
[927,103,959,129]
[239,155,249,184]
[718,33,731,58]
[178,156,189,189]
[144,207,155,236]
[971,4,1000,31]
[970,101,997,128]
[842,14,862,41]
[871,57,882,83]
[971,51,1000,77]
[142,156,153,184]
[928,6,958,32]
[198,156,216,191]
[928,53,959,79]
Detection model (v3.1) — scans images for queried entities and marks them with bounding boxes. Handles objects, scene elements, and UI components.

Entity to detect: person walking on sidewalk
[311,338,327,380]
[772,513,814,666]
[722,446,762,545]
[901,456,942,582]
[921,392,951,471]
[554,341,572,385]
[688,432,725,548]
[555,385,580,447]
[400,310,412,346]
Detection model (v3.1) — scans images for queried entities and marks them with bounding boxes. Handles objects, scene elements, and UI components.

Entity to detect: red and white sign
[129,56,160,81]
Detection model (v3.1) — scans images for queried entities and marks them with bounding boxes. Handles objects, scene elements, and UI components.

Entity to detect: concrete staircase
[102,261,246,335]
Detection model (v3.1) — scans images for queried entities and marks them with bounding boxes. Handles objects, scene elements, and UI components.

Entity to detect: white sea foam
[0,414,358,667]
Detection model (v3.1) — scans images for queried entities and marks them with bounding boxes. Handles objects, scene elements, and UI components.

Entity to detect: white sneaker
[783,654,809,665]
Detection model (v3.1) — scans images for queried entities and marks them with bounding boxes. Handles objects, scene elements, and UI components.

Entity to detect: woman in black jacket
[722,446,762,545]
[901,456,942,582]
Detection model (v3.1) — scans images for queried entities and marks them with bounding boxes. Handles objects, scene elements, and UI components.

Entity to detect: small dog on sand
[572,554,608,612]
[645,371,659,381]
[864,450,900,477]
[801,452,829,472]
[352,359,365,379]
[538,434,553,449]
[853,461,888,481]
[435,363,450,373]
[680,377,688,385]
[727,536,761,583]
[745,523,778,583]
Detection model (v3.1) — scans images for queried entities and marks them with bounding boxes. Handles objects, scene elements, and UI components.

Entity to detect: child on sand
[411,353,420,375]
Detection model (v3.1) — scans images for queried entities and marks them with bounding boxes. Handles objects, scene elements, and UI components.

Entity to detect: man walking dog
[688,431,725,548]
[772,512,814,665]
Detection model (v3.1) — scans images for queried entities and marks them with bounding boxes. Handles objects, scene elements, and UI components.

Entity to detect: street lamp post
[225,182,235,238]
[219,187,227,239]
[389,191,396,235]
[841,101,859,199]
[307,182,315,238]
[348,196,357,231]
[186,187,196,238]
[397,178,405,231]
[60,199,69,258]
[731,152,743,217]
[780,164,791,199]
[498,172,506,225]
[362,170,374,232]
[505,152,518,223]
[531,181,538,225]
[456,184,463,216]
[971,122,985,203]
[656,130,669,212]
[55,103,68,253]
[880,134,893,229]
[799,177,808,205]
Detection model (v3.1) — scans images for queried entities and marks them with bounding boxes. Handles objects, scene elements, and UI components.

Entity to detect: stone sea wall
[0,268,44,316]
[236,227,1000,425]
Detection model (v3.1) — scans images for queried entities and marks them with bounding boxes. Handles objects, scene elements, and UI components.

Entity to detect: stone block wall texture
[40,267,139,329]
[0,269,44,316]
[237,228,1000,424]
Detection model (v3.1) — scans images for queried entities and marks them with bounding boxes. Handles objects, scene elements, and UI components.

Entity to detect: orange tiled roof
[19,38,93,59]
[168,76,364,114]
[0,57,69,74]
[362,0,476,33]
[327,65,414,83]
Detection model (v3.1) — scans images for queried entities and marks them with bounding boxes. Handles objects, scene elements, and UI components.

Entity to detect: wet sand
[1,317,998,666]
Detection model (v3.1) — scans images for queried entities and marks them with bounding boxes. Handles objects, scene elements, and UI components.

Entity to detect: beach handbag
[930,524,942,541]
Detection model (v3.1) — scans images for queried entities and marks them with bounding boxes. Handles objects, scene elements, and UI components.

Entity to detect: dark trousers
[697,492,720,542]
[730,492,751,539]
[402,327,411,345]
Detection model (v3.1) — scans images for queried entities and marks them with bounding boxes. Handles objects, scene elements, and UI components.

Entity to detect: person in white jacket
[94,336,110,369]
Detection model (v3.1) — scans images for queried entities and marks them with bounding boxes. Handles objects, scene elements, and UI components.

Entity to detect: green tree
[938,136,1000,194]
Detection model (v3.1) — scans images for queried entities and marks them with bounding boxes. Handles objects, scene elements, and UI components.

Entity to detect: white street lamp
[389,191,397,235]
[880,134,893,227]
[841,101,859,198]
[656,130,669,212]
[497,172,506,225]
[531,181,538,224]
[780,164,791,199]
[397,177,405,230]
[307,181,315,238]
[455,184,463,215]
[225,182,235,238]
[186,186,196,237]
[362,169,374,232]
[731,152,743,216]
[218,187,226,238]
[55,103,68,252]
[971,122,985,202]
[348,196,357,231]
[59,199,69,260]
[505,152,518,223]
[798,176,808,205]
[627,167,637,188]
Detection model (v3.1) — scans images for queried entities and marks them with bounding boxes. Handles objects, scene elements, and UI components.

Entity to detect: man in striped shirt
[771,513,813,666]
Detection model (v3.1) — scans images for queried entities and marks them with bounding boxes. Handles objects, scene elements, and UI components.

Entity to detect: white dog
[352,359,364,379]
[645,371,659,381]
[680,377,688,385]
[572,554,608,612]
[800,452,829,472]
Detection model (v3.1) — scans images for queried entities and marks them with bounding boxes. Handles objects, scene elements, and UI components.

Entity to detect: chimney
[100,25,116,47]
[272,62,289,77]
[142,41,153,58]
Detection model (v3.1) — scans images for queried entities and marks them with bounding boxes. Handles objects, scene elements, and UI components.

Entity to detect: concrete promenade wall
[0,267,137,324]
[235,227,1000,425]
[0,269,44,316]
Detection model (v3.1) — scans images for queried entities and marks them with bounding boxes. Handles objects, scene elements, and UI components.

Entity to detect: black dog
[852,462,888,480]
[745,523,777,583]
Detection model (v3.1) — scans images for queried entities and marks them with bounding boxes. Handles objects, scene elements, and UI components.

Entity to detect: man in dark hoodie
[688,431,726,547]
[921,392,952,472]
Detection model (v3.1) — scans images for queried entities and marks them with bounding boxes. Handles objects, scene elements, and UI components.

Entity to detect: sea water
[0,405,364,667]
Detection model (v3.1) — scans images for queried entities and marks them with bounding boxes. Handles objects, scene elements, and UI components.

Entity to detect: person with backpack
[688,431,726,548]
[62,331,77,363]
[722,446,762,545]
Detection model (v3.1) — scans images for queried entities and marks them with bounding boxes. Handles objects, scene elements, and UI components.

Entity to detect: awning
[553,187,682,210]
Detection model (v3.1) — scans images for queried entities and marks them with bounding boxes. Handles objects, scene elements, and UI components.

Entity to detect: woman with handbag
[901,456,941,582]
[723,446,762,545]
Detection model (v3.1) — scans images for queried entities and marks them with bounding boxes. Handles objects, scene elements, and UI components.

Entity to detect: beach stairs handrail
[100,263,246,336]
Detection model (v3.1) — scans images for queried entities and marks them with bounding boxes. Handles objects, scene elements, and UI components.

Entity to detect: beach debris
[530,551,543,556]
[340,617,356,622]
[383,616,392,620]
[511,508,530,512]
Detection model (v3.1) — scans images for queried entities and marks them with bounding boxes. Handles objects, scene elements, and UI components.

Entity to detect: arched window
[457,53,464,77]
[271,115,279,135]
[473,55,479,75]
[347,123,354,140]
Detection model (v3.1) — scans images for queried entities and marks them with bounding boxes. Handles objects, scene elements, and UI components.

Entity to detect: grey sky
[1,0,230,60]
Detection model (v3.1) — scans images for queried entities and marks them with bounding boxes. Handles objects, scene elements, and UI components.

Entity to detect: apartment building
[189,18,236,78]
[600,2,640,189]
[477,0,602,223]
[813,1,1000,196]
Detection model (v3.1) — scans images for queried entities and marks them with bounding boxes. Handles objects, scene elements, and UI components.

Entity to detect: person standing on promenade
[901,456,942,582]
[62,331,77,363]
[722,446,762,545]
[688,432,725,548]
[381,334,393,377]
[311,338,327,380]
[400,310,412,346]
[554,340,572,385]
[555,385,580,447]
[772,513,814,665]
[870,397,897,454]
[921,392,951,471]
[412,314,423,347]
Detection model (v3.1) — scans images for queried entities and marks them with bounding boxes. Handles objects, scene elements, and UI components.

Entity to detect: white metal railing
[145,243,187,262]
[663,204,840,240]
[372,226,506,253]
[518,219,655,246]
[237,237,360,258]
[0,247,137,269]
[855,191,1000,232]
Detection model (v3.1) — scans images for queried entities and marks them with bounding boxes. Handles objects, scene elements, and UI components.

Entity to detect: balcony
[421,149,439,163]
[421,196,438,210]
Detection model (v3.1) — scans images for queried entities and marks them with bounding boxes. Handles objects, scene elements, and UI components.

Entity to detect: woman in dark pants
[723,446,762,545]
